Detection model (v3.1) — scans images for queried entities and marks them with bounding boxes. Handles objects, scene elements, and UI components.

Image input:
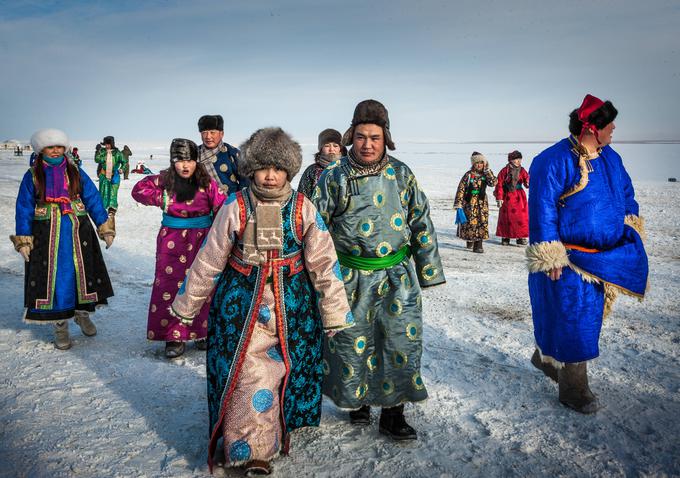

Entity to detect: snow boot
[516,238,528,245]
[473,240,484,253]
[466,241,473,249]
[194,338,207,350]
[379,404,417,441]
[349,405,371,425]
[501,238,510,246]
[54,321,71,350]
[530,348,558,383]
[74,311,97,337]
[165,341,186,359]
[558,362,599,414]
[243,460,271,476]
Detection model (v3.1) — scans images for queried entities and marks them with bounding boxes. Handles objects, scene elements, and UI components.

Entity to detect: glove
[104,235,114,249]
[496,200,503,208]
[19,246,31,262]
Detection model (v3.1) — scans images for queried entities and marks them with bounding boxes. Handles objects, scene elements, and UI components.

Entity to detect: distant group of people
[11,94,649,476]
[453,150,529,253]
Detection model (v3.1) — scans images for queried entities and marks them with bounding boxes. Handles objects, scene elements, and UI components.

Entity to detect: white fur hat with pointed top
[30,128,70,154]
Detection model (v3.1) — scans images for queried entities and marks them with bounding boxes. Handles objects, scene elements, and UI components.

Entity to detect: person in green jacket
[94,136,127,214]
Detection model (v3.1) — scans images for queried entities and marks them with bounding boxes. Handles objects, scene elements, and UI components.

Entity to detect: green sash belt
[336,245,411,270]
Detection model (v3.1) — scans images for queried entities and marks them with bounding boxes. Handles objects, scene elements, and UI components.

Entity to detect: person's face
[174,160,197,179]
[200,130,224,149]
[597,122,615,146]
[352,124,385,164]
[321,142,341,156]
[42,145,66,158]
[473,161,485,171]
[510,158,521,168]
[253,167,287,189]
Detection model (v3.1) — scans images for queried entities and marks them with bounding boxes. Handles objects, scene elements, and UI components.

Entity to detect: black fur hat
[198,115,224,132]
[342,99,395,150]
[102,136,115,147]
[170,138,198,163]
[238,127,302,180]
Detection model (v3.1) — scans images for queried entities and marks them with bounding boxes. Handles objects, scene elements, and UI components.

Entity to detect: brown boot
[501,238,510,246]
[473,240,484,253]
[530,349,558,383]
[558,362,599,414]
[466,241,473,249]
[54,321,71,350]
[74,310,97,336]
[243,460,271,476]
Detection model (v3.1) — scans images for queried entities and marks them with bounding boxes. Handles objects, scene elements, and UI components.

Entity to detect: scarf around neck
[241,182,292,266]
[507,163,521,188]
[43,157,74,214]
[348,148,388,175]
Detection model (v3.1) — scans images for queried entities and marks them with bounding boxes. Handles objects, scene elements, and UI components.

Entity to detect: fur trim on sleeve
[9,235,33,252]
[97,216,116,239]
[624,214,646,241]
[526,240,569,273]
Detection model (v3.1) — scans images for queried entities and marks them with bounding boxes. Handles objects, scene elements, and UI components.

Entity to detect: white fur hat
[30,128,70,154]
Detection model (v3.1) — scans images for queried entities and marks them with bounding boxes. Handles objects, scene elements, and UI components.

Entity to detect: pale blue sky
[1,0,679,145]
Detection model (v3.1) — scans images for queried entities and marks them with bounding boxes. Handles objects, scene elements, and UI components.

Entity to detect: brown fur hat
[342,99,396,150]
[317,128,342,151]
[238,127,302,180]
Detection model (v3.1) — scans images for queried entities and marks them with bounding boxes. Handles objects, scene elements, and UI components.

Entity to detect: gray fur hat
[342,99,395,150]
[238,127,302,180]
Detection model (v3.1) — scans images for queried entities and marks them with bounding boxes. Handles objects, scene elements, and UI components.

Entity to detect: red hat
[577,94,605,143]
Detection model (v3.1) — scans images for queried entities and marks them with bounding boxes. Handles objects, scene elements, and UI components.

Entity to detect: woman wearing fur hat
[94,135,127,214]
[297,128,347,199]
[131,139,226,358]
[494,150,529,245]
[527,95,648,414]
[170,127,352,475]
[10,129,115,350]
[453,152,497,253]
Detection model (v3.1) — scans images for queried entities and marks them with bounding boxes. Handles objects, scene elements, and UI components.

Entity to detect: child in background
[131,138,226,358]
[171,127,353,476]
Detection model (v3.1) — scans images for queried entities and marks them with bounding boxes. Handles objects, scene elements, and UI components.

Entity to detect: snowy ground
[0,147,679,478]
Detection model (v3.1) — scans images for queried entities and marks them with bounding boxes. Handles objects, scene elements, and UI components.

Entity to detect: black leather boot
[379,405,417,440]
[349,405,371,425]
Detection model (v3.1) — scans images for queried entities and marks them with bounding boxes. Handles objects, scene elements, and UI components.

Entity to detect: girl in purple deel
[132,138,226,358]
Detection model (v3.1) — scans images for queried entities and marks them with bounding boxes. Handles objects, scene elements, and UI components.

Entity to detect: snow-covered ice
[1,143,678,478]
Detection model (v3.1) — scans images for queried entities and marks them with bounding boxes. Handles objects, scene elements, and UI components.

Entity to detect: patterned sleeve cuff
[526,240,569,273]
[9,235,33,252]
[323,311,355,331]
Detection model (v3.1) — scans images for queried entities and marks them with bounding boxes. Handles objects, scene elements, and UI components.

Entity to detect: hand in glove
[19,246,31,262]
[496,200,503,208]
